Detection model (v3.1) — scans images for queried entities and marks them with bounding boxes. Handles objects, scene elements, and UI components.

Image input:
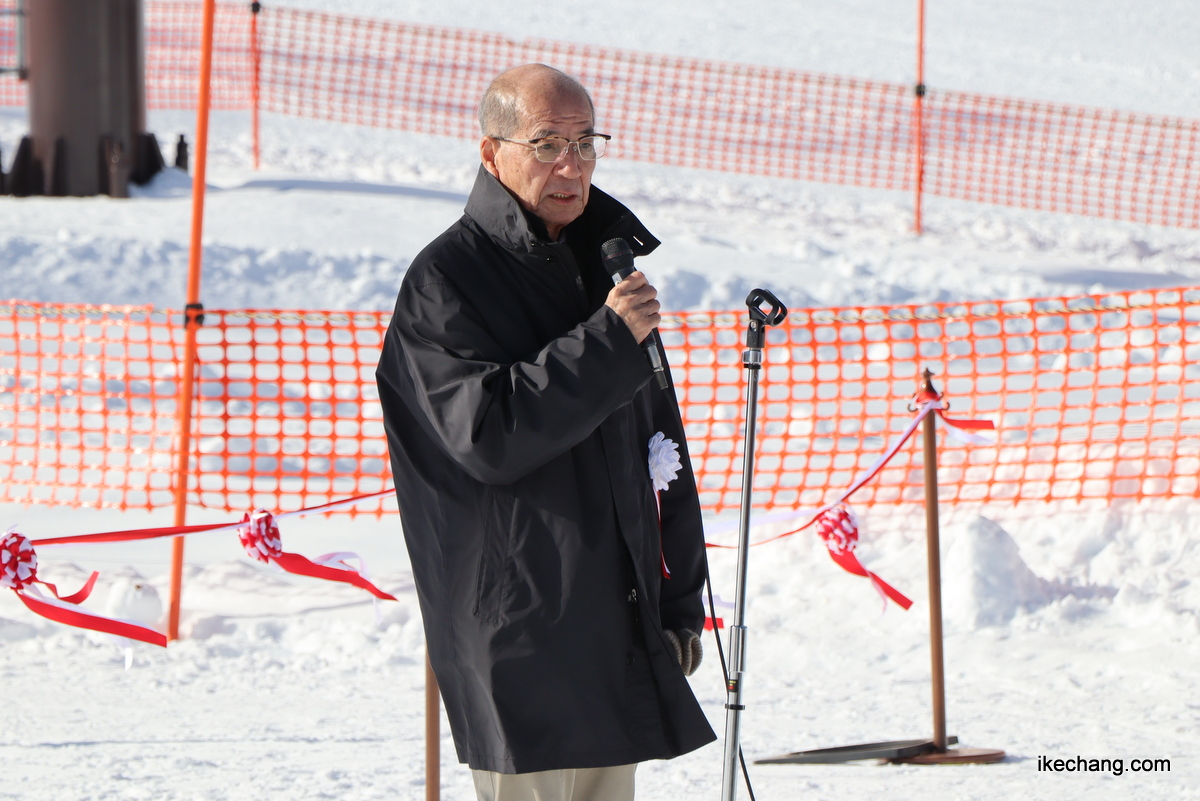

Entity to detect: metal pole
[719,335,760,801]
[426,654,440,801]
[913,0,926,234]
[920,368,947,751]
[167,0,216,642]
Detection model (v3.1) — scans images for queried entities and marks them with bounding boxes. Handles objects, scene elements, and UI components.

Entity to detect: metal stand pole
[720,289,786,801]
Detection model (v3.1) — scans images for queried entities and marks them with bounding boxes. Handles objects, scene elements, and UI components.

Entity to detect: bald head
[478,64,595,138]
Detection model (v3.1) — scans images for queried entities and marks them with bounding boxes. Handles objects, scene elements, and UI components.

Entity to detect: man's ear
[480,137,500,178]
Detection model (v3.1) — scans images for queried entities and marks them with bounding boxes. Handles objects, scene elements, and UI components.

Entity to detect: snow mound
[943,514,1051,629]
[129,166,194,198]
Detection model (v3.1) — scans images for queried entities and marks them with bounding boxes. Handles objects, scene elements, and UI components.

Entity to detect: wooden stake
[426,654,440,801]
[920,368,946,752]
[900,368,1006,765]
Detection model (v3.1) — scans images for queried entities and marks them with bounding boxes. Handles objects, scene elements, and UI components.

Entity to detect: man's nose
[554,148,584,177]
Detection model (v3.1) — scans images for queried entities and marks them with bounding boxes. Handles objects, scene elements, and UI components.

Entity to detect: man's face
[481,88,597,240]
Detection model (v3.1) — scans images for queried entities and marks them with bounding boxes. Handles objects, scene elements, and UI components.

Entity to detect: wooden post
[913,0,926,234]
[920,368,946,751]
[426,654,440,801]
[899,369,1006,765]
[167,0,216,642]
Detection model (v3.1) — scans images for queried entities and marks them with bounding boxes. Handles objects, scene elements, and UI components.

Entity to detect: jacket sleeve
[649,348,709,633]
[385,276,654,485]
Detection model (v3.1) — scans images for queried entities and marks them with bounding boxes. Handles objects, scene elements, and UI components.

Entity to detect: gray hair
[478,64,595,137]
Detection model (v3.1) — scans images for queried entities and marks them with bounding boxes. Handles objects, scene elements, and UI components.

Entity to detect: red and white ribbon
[814,506,912,610]
[2,527,166,647]
[14,491,399,644]
[704,398,995,610]
[236,510,397,601]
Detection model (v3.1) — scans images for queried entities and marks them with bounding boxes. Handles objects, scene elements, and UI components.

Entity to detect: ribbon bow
[814,506,912,610]
[2,527,166,646]
[236,510,396,601]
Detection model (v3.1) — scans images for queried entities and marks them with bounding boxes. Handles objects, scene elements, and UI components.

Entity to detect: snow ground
[4,501,1198,800]
[3,1,1200,799]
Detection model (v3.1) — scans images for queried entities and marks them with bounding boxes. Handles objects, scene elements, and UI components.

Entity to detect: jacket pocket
[473,488,516,626]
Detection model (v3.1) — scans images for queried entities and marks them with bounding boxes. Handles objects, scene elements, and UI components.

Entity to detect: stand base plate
[756,737,958,764]
[892,747,1006,765]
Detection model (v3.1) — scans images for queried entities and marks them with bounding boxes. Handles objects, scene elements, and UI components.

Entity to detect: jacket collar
[464,165,660,258]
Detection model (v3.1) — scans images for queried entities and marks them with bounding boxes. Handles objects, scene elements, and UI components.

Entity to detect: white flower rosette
[647,431,682,493]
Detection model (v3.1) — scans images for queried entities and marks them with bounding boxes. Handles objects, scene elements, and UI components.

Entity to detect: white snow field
[2,1,1200,799]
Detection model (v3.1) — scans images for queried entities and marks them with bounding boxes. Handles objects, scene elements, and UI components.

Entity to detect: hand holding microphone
[605,270,660,342]
[602,238,669,390]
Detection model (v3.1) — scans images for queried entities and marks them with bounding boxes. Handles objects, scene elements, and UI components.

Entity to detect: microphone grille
[601,237,635,277]
[601,237,633,262]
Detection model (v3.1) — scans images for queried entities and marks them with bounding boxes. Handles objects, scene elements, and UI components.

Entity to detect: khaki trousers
[470,764,637,801]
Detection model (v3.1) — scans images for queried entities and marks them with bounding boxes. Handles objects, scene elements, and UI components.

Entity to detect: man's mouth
[548,193,576,201]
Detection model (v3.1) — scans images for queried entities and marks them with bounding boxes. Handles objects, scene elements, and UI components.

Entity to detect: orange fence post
[168,0,217,642]
[250,1,261,170]
[913,0,926,234]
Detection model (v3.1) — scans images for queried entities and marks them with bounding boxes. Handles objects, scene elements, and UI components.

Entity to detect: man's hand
[605,271,661,344]
[664,629,703,676]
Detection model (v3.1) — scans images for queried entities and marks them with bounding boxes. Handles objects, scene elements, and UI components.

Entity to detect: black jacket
[377,166,716,773]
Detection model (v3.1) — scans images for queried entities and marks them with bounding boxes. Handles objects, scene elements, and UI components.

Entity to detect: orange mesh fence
[250,7,914,189]
[143,0,253,110]
[2,2,1197,228]
[0,0,19,106]
[6,290,1200,515]
[923,91,1200,229]
[665,289,1200,511]
[190,310,392,515]
[0,302,180,510]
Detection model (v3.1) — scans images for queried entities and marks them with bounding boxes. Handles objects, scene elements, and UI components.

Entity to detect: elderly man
[376,64,715,801]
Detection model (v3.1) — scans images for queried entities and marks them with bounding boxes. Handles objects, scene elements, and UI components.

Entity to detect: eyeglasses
[491,134,611,162]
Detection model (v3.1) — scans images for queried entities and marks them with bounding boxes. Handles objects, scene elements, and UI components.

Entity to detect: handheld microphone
[601,237,669,390]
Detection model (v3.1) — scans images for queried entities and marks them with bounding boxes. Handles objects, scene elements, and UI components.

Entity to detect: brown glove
[664,628,703,676]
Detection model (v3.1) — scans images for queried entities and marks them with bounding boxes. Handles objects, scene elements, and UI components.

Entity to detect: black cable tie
[184,302,206,327]
[725,703,746,711]
[915,83,926,97]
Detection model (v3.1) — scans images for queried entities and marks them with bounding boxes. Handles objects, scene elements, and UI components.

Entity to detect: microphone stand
[720,289,787,801]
